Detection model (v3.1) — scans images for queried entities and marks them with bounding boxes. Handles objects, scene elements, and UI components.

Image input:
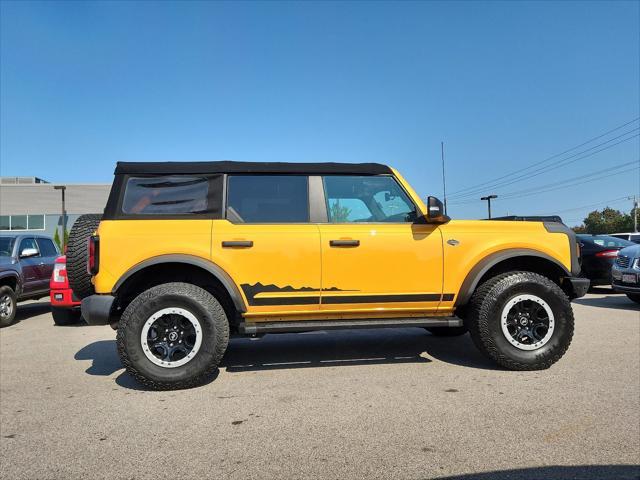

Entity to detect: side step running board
[240,317,463,335]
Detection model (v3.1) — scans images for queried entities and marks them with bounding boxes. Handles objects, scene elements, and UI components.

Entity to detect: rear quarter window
[121,176,209,215]
[36,238,58,257]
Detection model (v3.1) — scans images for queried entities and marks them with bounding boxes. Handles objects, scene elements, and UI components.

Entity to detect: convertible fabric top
[114,161,392,176]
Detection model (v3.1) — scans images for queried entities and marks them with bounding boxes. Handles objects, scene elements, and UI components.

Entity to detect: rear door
[316,175,444,315]
[211,175,322,319]
[35,238,59,290]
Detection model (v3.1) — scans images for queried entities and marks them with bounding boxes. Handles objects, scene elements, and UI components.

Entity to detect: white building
[0,176,110,244]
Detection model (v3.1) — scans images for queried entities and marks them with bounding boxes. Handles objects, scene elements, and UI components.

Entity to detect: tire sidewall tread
[51,307,82,326]
[0,285,17,328]
[67,214,102,299]
[466,271,574,371]
[116,282,229,390]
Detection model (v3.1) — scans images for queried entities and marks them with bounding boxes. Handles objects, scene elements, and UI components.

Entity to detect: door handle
[329,239,360,247]
[221,240,253,248]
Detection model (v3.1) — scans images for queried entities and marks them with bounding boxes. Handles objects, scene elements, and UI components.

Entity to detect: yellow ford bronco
[68,161,589,390]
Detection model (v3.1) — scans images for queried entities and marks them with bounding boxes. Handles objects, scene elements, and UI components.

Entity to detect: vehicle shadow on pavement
[74,340,219,391]
[74,328,497,389]
[75,340,122,376]
[222,328,496,372]
[430,464,640,480]
[10,301,51,325]
[574,295,640,311]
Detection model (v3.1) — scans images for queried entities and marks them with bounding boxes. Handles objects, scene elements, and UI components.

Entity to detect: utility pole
[629,195,638,232]
[441,142,448,215]
[54,185,67,251]
[481,194,498,219]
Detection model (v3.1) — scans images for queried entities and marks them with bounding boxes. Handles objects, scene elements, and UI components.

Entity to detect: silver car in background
[611,244,640,304]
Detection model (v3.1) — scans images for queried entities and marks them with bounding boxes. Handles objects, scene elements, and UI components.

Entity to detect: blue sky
[1,1,638,226]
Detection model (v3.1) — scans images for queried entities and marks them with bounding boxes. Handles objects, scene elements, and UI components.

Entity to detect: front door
[17,237,43,296]
[211,174,321,319]
[317,175,444,315]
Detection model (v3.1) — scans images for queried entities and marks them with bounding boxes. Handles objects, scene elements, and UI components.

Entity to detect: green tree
[53,228,70,252]
[330,200,351,222]
[572,207,638,234]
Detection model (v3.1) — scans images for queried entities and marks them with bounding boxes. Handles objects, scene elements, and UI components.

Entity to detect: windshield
[0,237,16,256]
[577,235,634,248]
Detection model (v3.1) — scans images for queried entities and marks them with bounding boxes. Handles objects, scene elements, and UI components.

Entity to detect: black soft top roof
[114,161,392,176]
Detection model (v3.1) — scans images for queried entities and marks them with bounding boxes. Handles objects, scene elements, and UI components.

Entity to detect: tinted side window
[0,237,16,256]
[323,175,417,223]
[36,238,58,257]
[226,176,309,223]
[19,238,39,256]
[122,176,209,215]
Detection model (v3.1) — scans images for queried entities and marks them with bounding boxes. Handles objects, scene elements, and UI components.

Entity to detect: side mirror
[425,196,449,223]
[20,248,39,258]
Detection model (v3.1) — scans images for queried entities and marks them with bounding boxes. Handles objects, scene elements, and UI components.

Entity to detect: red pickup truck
[50,255,82,325]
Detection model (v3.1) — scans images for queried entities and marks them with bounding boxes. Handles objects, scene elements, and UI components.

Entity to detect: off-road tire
[67,214,102,300]
[425,326,468,337]
[626,293,640,304]
[116,282,229,390]
[51,307,82,326]
[465,271,574,370]
[0,286,17,328]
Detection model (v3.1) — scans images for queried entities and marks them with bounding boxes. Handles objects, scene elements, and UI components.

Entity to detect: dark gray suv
[611,244,640,304]
[0,234,59,327]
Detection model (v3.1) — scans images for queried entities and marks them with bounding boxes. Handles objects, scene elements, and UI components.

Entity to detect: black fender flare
[112,254,246,312]
[0,270,21,296]
[454,248,570,306]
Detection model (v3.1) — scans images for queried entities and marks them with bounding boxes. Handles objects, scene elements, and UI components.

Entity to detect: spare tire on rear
[67,214,102,300]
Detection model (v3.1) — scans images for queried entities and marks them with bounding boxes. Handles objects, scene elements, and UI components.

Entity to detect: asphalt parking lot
[0,290,639,480]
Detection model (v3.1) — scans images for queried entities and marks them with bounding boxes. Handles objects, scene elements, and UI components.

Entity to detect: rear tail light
[595,249,619,258]
[52,262,66,283]
[88,235,99,275]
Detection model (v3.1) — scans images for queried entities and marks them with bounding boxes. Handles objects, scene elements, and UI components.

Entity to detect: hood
[618,244,640,259]
[0,256,17,269]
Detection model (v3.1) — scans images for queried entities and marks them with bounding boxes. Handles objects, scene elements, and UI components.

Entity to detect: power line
[448,117,640,197]
[536,196,632,215]
[497,160,639,198]
[448,160,639,205]
[448,130,639,200]
[450,167,636,205]
[503,167,637,200]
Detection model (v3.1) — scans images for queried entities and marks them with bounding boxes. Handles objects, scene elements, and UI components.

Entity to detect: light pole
[481,194,498,219]
[54,185,67,251]
[630,195,638,232]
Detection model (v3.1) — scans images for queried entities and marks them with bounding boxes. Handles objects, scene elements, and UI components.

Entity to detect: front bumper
[81,295,115,326]
[564,276,590,299]
[612,281,640,294]
[611,262,640,293]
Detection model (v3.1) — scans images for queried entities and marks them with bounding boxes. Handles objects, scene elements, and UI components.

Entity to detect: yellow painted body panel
[437,220,571,313]
[92,168,573,322]
[93,219,212,294]
[317,223,442,313]
[211,221,322,316]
